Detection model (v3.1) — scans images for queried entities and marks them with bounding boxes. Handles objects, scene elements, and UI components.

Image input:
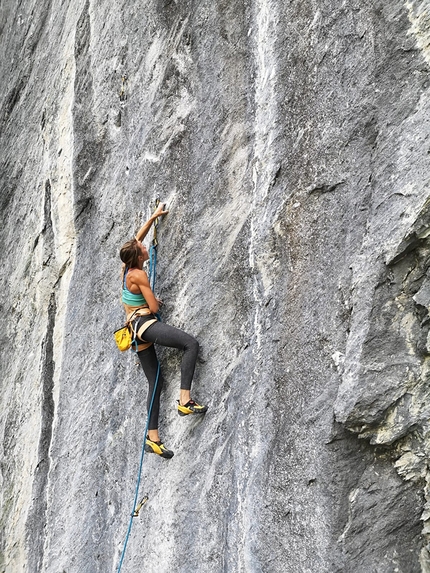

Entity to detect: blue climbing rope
[117,212,162,572]
[149,244,157,291]
[116,362,160,573]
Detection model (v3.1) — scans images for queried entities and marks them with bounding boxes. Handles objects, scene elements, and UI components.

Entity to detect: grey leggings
[136,320,199,430]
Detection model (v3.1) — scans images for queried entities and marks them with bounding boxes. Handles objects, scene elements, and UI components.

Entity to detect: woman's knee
[186,335,199,354]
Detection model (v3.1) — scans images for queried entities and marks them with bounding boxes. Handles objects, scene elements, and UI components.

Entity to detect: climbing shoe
[144,437,174,459]
[177,399,208,416]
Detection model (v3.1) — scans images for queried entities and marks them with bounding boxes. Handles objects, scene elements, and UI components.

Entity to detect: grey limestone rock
[0,0,430,572]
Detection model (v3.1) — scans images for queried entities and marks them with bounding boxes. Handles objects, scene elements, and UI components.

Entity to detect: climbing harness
[114,308,155,353]
[129,309,157,353]
[116,201,164,573]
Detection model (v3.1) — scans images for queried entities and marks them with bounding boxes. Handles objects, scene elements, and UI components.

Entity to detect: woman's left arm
[136,203,168,242]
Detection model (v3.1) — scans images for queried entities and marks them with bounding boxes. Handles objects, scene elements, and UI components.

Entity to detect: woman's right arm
[130,270,159,314]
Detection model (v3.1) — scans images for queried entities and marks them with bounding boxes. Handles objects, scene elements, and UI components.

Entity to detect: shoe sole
[144,444,174,459]
[177,407,208,417]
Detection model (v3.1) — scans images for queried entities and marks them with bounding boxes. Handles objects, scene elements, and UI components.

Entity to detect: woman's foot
[145,436,174,459]
[179,389,191,406]
[177,399,208,416]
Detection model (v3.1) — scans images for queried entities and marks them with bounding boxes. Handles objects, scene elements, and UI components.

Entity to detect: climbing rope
[116,363,160,573]
[116,201,162,572]
[149,198,160,308]
[149,244,157,292]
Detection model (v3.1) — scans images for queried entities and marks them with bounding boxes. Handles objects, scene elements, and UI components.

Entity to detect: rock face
[1,1,430,572]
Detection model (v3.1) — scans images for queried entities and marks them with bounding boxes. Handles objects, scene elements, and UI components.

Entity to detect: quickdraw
[132,495,149,517]
[152,198,160,247]
[149,198,164,291]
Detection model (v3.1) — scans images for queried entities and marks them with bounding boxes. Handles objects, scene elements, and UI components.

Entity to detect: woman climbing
[119,203,207,459]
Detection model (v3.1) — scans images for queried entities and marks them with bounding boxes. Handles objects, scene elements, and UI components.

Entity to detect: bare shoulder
[128,268,149,285]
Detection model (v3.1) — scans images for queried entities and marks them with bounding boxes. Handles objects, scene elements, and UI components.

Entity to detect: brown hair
[120,239,141,269]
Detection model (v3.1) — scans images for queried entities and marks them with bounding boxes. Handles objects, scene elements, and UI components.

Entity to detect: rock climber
[119,202,207,459]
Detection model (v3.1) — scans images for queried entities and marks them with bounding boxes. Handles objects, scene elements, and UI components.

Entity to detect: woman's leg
[137,344,164,435]
[142,322,199,394]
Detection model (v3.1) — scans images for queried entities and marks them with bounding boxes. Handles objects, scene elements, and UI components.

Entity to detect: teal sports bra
[122,269,147,306]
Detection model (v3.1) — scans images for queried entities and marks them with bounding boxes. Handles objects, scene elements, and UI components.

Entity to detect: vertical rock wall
[0,0,429,572]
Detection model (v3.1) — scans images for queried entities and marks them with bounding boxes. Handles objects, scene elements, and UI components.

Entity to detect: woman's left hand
[154,203,169,218]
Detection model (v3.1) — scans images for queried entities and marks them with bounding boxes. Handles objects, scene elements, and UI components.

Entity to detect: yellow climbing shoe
[177,399,208,416]
[144,437,174,459]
